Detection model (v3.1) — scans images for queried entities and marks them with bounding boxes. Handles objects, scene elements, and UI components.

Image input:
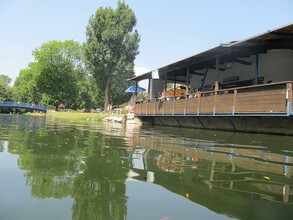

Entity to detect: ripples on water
[0,114,293,220]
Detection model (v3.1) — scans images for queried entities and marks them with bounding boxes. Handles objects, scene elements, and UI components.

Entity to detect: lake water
[0,114,293,220]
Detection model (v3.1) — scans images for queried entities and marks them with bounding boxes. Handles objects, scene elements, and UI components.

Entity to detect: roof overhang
[129,23,293,82]
[127,71,152,82]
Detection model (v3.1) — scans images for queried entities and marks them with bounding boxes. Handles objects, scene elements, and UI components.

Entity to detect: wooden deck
[135,81,293,116]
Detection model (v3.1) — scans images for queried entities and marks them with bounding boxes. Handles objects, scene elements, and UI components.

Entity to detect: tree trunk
[104,76,112,112]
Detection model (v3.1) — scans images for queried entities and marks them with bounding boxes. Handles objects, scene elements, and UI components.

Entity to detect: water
[0,114,293,220]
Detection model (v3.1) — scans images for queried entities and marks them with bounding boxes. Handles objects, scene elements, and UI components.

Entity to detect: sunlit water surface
[1,114,293,220]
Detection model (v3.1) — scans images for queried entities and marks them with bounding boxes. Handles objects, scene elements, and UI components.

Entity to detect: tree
[0,74,13,101]
[33,40,85,108]
[14,40,89,109]
[76,74,103,110]
[0,74,12,85]
[84,1,140,111]
[14,62,40,103]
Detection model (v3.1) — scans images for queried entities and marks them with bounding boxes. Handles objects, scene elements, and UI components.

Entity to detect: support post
[215,56,220,91]
[255,54,259,85]
[185,67,190,114]
[147,78,151,102]
[201,68,209,88]
[135,81,138,96]
[164,72,168,91]
[173,75,177,97]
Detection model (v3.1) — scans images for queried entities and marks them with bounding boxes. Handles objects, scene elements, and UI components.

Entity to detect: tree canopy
[14,62,40,103]
[14,40,99,109]
[0,74,12,85]
[0,74,13,101]
[84,1,140,110]
[33,40,85,108]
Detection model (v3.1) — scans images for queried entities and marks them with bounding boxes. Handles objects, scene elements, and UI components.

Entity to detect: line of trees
[1,1,140,111]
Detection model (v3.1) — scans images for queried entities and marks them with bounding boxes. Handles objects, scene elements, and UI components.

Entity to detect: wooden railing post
[184,95,188,115]
[162,100,167,115]
[233,89,237,114]
[197,94,201,115]
[154,100,156,115]
[214,91,217,115]
[286,83,292,115]
[172,96,176,115]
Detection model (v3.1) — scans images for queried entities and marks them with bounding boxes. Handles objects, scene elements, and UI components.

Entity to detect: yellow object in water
[185,193,189,199]
[264,176,270,180]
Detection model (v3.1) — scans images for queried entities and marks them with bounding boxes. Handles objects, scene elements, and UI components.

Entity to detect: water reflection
[1,116,128,220]
[0,114,293,220]
[125,130,293,219]
[0,114,46,131]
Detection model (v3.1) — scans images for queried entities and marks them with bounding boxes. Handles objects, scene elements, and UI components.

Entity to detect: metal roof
[129,23,293,82]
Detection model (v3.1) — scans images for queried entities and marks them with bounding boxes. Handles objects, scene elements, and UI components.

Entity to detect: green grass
[45,111,111,122]
[47,112,110,121]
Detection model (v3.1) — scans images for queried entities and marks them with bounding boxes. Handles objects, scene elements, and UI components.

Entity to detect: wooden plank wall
[236,86,286,113]
[186,98,200,114]
[174,99,185,114]
[135,82,290,116]
[200,96,214,114]
[216,93,234,114]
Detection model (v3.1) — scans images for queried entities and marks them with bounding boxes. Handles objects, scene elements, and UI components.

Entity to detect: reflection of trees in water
[0,114,46,131]
[0,141,4,152]
[7,125,128,220]
[72,154,127,220]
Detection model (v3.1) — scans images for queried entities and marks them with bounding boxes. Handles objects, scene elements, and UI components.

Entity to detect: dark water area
[0,114,293,220]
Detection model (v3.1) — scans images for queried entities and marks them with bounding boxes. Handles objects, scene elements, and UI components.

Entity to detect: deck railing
[135,81,293,116]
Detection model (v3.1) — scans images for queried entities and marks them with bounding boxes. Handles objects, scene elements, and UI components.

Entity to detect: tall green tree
[33,40,85,108]
[14,40,91,109]
[14,62,40,103]
[84,1,140,110]
[0,74,13,101]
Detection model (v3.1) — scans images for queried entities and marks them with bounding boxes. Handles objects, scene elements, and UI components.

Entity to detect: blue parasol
[125,85,146,93]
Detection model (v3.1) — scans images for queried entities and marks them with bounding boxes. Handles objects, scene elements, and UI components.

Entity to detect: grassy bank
[46,111,111,122]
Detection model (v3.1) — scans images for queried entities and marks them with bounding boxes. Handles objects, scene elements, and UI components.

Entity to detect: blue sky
[1,0,292,84]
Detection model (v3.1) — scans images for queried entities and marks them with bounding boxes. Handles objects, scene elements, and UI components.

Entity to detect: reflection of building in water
[131,148,146,170]
[126,135,293,219]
